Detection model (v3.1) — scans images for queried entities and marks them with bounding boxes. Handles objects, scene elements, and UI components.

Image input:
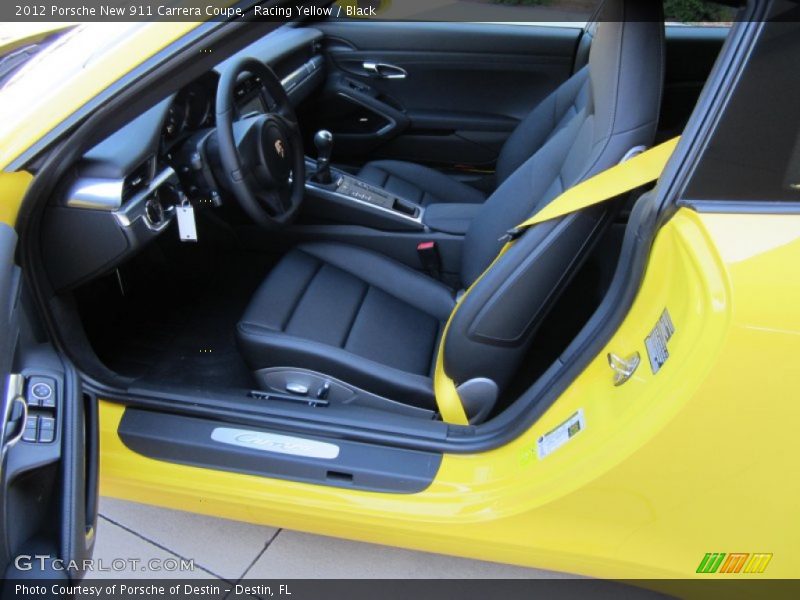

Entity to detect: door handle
[1,374,26,461]
[362,61,407,79]
[3,397,27,450]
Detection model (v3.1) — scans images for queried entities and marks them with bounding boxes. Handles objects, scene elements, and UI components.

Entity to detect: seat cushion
[357,160,486,206]
[236,243,456,408]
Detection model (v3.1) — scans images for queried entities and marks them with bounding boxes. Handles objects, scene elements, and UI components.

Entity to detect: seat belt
[434,136,681,425]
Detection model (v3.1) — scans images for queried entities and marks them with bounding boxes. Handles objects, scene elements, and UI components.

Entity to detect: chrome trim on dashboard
[66,155,156,211]
[65,177,126,211]
[113,167,178,231]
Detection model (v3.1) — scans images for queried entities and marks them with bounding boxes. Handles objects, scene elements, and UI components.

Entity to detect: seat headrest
[589,0,666,139]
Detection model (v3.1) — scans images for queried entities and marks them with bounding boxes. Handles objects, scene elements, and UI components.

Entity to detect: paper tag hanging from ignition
[176,203,198,242]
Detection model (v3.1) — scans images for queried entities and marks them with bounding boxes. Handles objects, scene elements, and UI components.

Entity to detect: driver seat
[237,0,665,421]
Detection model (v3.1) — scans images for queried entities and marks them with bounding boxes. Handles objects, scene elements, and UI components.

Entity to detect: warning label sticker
[645,308,675,373]
[537,409,585,460]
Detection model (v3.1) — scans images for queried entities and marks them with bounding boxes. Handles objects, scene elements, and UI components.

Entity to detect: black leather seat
[237,242,454,408]
[238,0,665,420]
[357,32,595,206]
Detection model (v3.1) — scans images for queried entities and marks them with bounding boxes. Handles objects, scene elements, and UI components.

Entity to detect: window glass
[334,0,741,24]
[664,0,737,25]
[684,22,800,202]
[333,0,600,23]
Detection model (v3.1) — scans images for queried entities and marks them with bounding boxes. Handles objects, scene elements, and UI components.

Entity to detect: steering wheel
[216,57,305,228]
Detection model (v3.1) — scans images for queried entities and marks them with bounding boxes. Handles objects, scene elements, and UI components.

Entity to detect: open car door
[0,220,97,587]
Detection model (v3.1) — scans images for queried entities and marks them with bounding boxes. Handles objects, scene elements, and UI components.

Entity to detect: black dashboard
[42,26,325,291]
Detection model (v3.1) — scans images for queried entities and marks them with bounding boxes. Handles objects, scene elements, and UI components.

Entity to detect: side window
[333,0,736,24]
[684,21,800,203]
[333,0,601,23]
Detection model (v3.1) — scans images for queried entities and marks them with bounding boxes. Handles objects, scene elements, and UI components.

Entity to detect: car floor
[75,226,276,391]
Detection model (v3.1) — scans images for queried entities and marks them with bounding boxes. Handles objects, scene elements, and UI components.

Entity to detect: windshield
[0,23,75,86]
[0,22,145,95]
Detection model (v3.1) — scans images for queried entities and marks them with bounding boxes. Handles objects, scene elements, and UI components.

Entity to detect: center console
[334,175,420,218]
[297,130,480,280]
[303,130,424,231]
[305,170,423,230]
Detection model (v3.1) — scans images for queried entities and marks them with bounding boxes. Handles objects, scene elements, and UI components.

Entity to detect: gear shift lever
[313,129,334,184]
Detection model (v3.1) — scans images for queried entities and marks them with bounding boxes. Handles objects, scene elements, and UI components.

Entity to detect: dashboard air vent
[122,157,154,202]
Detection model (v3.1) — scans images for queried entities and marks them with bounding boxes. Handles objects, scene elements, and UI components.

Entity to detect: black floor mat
[77,241,275,390]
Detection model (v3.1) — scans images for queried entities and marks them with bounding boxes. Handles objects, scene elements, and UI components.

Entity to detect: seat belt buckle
[417,241,441,278]
[499,227,523,244]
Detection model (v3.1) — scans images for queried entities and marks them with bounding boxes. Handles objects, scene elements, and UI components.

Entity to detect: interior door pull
[363,61,407,79]
[1,374,26,460]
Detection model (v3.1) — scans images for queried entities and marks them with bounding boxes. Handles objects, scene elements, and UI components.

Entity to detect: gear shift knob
[314,129,333,157]
[313,130,334,184]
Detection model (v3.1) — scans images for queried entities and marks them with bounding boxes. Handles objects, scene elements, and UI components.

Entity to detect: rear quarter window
[684,21,800,203]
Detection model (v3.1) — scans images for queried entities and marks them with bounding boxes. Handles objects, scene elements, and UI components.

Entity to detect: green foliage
[663,0,727,22]
[484,0,732,22]
[490,0,550,6]
[484,0,733,21]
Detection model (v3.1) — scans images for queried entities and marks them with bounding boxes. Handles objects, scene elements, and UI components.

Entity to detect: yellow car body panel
[98,208,800,579]
[0,171,32,226]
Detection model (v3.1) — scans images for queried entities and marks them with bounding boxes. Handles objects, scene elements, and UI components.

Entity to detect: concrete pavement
[90,497,569,582]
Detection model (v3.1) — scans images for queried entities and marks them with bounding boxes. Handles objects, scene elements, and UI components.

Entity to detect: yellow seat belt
[434,136,680,425]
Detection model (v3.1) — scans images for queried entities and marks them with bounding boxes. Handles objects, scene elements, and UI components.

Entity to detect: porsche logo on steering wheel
[274,139,286,159]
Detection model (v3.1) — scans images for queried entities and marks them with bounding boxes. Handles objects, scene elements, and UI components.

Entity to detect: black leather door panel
[303,22,727,168]
[302,22,583,168]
